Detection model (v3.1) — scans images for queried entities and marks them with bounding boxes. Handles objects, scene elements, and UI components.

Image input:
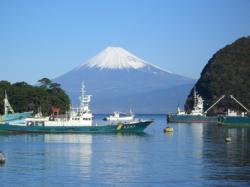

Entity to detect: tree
[0,79,70,115]
[38,78,52,89]
[49,82,61,90]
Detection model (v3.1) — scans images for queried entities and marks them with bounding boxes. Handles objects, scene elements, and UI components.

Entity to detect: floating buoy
[225,137,232,142]
[164,127,174,133]
[0,152,5,164]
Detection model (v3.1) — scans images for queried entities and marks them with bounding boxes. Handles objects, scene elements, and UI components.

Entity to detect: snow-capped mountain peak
[54,46,194,113]
[82,46,147,70]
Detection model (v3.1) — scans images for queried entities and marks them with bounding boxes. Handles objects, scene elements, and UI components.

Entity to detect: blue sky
[0,0,250,84]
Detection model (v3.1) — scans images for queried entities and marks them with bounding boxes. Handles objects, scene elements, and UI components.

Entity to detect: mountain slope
[185,36,250,114]
[90,83,194,114]
[54,47,195,113]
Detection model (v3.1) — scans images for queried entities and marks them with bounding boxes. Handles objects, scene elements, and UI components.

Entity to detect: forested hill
[185,36,250,114]
[0,78,70,115]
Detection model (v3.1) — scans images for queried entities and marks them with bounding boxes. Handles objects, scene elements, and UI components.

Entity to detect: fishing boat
[218,115,250,127]
[217,95,250,127]
[0,91,33,122]
[103,110,134,122]
[167,90,224,123]
[217,113,250,127]
[0,83,153,133]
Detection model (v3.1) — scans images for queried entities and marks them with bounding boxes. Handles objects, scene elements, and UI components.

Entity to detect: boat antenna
[79,81,91,113]
[193,88,197,108]
[129,109,133,115]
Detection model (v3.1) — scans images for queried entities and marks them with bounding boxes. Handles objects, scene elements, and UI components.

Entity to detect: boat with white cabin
[217,95,250,127]
[0,82,153,133]
[103,110,134,122]
[167,89,224,123]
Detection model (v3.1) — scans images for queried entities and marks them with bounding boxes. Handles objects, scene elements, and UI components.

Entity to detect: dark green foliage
[185,36,250,114]
[0,79,70,115]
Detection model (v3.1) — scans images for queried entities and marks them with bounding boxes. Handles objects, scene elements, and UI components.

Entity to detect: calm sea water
[1,114,250,187]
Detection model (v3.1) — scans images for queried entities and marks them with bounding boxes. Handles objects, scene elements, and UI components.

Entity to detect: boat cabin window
[83,118,91,120]
[26,121,44,126]
[49,116,55,121]
[35,121,45,127]
[72,118,81,120]
[71,117,91,121]
[26,121,34,126]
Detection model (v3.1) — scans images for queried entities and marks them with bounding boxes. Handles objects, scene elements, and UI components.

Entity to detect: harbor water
[0,114,250,186]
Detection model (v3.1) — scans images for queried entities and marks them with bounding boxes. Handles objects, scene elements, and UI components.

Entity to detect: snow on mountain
[54,46,195,113]
[77,46,172,73]
[82,46,146,70]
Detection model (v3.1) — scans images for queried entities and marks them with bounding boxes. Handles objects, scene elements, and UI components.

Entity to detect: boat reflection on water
[43,132,149,180]
[175,123,204,157]
[44,134,93,177]
[174,123,250,185]
[202,125,250,185]
[44,134,93,144]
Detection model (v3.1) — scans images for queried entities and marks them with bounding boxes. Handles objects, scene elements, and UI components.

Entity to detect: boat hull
[217,116,250,127]
[0,120,153,134]
[0,112,33,122]
[167,114,217,123]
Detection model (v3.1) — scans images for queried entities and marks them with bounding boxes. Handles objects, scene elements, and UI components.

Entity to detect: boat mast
[191,89,204,115]
[79,82,91,113]
[4,91,14,115]
[193,89,197,108]
[204,95,225,114]
[230,95,250,112]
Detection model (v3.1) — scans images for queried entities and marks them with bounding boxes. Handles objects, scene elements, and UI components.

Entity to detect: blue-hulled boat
[167,90,224,123]
[0,83,153,134]
[217,95,250,127]
[217,115,250,127]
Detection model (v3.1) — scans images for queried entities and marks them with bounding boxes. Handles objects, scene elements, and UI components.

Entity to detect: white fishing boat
[0,83,153,133]
[167,89,225,123]
[103,110,134,122]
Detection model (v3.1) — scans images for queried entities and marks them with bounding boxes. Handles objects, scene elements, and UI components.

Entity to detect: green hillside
[185,36,250,114]
[0,78,70,115]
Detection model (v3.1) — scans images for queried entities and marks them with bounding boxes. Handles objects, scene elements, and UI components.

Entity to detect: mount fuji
[54,47,195,113]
